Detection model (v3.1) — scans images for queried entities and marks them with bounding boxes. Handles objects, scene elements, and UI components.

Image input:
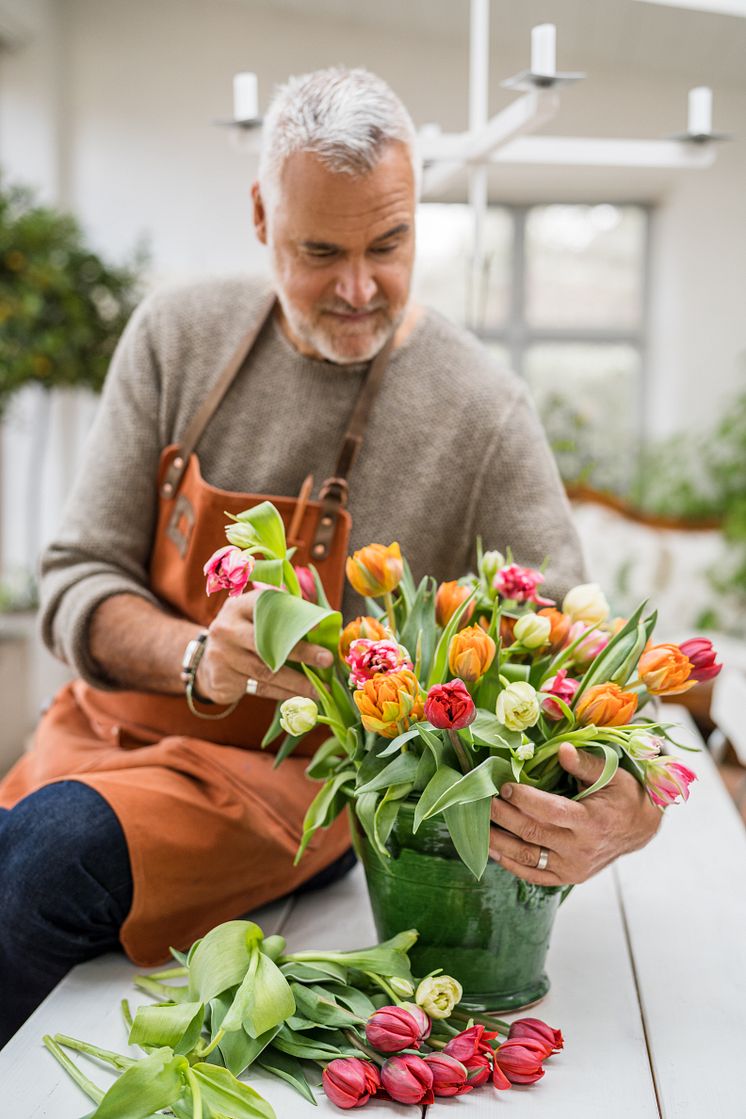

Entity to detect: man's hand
[196,589,333,705]
[488,743,663,886]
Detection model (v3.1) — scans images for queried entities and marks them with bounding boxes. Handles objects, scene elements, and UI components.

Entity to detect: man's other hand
[196,589,332,705]
[488,743,662,885]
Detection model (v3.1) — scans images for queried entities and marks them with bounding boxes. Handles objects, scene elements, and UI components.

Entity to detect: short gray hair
[258,66,421,209]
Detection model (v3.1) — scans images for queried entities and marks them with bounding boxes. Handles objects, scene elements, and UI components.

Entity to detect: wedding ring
[536,847,550,871]
[245,677,260,696]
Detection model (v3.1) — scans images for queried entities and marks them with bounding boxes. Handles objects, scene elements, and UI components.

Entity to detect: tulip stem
[383,592,397,635]
[343,1029,384,1066]
[363,971,404,1004]
[451,1008,510,1033]
[448,729,473,774]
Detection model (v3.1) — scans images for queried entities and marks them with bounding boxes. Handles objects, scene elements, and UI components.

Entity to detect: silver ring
[245,677,260,696]
[536,847,549,871]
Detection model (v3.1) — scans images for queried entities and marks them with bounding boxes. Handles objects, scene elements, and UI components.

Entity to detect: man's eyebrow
[299,223,410,252]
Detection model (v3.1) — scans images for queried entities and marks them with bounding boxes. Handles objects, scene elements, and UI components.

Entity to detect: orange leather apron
[0,297,391,966]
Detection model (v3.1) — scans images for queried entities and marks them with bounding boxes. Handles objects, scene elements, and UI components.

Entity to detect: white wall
[1,0,745,575]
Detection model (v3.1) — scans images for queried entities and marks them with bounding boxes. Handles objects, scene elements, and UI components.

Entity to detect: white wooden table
[2,708,745,1118]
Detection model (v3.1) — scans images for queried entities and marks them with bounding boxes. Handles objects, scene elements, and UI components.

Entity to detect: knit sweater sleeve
[466,383,588,601]
[39,294,166,688]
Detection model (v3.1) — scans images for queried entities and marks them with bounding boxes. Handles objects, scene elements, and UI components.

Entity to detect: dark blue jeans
[0,779,356,1048]
[0,780,133,1048]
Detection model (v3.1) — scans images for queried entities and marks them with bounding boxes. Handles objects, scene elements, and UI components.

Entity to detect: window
[412,203,650,492]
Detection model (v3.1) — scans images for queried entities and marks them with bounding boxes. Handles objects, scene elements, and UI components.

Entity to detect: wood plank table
[2,708,745,1118]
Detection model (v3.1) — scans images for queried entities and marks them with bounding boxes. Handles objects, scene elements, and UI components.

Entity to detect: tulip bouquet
[202,504,719,882]
[44,916,564,1113]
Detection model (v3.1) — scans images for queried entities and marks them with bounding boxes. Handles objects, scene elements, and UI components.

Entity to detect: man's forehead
[276,146,415,244]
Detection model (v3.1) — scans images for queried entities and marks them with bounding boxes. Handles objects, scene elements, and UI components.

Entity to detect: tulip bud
[366,1005,424,1053]
[339,615,389,658]
[203,545,255,597]
[423,1053,471,1097]
[513,613,551,649]
[294,565,318,603]
[380,1054,434,1105]
[399,1002,431,1040]
[435,581,475,627]
[353,669,424,739]
[480,549,505,590]
[345,638,413,690]
[625,733,663,761]
[508,1016,563,1054]
[638,643,695,696]
[323,1057,381,1109]
[566,621,610,667]
[514,741,535,761]
[493,1037,547,1086]
[494,564,554,606]
[575,682,638,727]
[346,542,403,598]
[424,680,476,730]
[642,756,697,808]
[448,625,496,683]
[415,975,463,1020]
[443,1025,486,1061]
[389,977,415,998]
[279,697,318,737]
[562,582,610,626]
[540,668,580,721]
[463,1052,492,1086]
[678,637,722,683]
[225,522,258,550]
[537,606,571,651]
[496,682,541,732]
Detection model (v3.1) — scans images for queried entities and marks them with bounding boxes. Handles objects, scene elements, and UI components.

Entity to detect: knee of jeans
[0,781,133,934]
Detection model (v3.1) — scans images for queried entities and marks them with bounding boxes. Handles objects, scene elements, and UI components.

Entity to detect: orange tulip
[346,542,403,598]
[435,581,475,628]
[339,615,389,658]
[537,607,571,652]
[576,683,638,726]
[353,669,424,739]
[499,615,517,646]
[637,644,695,696]
[448,625,496,683]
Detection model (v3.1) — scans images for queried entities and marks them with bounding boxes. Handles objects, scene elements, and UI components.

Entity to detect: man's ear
[251,181,268,245]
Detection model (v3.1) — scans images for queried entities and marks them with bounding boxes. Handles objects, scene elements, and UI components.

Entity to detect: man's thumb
[557,742,605,787]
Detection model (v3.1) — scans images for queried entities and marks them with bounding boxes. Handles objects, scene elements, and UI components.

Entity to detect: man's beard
[275,287,403,365]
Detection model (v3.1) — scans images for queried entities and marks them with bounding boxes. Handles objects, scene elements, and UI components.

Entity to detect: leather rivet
[174,456,184,469]
[321,516,332,527]
[163,482,174,496]
[313,544,325,557]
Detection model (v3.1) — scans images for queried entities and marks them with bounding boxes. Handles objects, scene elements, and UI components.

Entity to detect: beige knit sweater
[40,276,586,688]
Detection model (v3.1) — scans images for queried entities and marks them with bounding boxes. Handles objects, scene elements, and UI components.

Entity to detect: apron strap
[161,293,277,498]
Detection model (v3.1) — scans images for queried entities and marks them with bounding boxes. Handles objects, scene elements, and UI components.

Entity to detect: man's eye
[371,244,397,255]
[306,249,337,259]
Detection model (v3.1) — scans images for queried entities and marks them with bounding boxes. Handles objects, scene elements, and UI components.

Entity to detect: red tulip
[463,1052,492,1086]
[493,1037,547,1086]
[295,565,318,603]
[365,1005,423,1053]
[424,680,476,730]
[423,1053,472,1097]
[678,638,722,683]
[508,1016,563,1054]
[322,1057,380,1109]
[381,1054,434,1105]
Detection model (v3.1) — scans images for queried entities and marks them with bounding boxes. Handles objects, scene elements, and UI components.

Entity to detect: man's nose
[334,262,378,309]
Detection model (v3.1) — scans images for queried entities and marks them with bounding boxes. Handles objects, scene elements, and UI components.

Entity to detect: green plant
[0,174,146,417]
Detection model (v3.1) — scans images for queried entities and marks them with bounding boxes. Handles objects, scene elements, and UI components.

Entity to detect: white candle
[688,87,712,135]
[233,72,258,121]
[531,24,556,78]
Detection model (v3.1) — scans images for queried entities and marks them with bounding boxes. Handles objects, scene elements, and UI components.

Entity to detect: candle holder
[213,116,263,130]
[501,69,585,92]
[668,129,732,144]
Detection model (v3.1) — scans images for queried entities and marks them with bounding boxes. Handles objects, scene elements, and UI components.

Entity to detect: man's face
[254,142,416,364]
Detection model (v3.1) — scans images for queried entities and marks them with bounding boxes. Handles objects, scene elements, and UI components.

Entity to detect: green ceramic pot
[354,802,571,1011]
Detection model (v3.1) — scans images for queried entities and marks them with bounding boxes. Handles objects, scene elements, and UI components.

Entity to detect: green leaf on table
[88,1049,186,1119]
[422,756,513,819]
[192,1062,276,1119]
[280,960,348,984]
[210,994,280,1075]
[128,1002,204,1054]
[573,743,620,800]
[324,983,377,1019]
[188,921,261,1003]
[427,588,479,689]
[272,1025,356,1061]
[222,947,295,1037]
[290,983,365,1027]
[444,796,492,880]
[254,591,341,673]
[413,765,463,832]
[286,931,416,980]
[354,751,419,795]
[255,1047,317,1105]
[231,501,287,559]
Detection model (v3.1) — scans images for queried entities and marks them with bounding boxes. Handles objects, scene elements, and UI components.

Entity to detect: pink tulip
[508,1016,563,1054]
[540,669,580,721]
[365,1006,423,1053]
[642,756,697,808]
[463,1052,492,1086]
[322,1058,380,1109]
[380,1054,434,1105]
[345,639,413,690]
[566,621,610,666]
[678,638,722,683]
[443,1025,486,1061]
[203,545,254,597]
[423,1053,472,1097]
[493,1037,547,1086]
[295,565,318,603]
[493,564,554,607]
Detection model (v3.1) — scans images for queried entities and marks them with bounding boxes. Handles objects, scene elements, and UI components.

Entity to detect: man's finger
[497,780,583,826]
[490,797,568,849]
[557,743,607,788]
[288,638,334,669]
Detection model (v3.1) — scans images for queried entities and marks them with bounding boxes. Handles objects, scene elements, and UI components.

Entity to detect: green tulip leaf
[444,796,492,880]
[254,590,341,672]
[250,558,285,587]
[222,946,295,1037]
[191,1062,276,1119]
[279,960,348,984]
[232,501,287,559]
[89,1049,186,1119]
[354,751,419,795]
[324,983,377,1019]
[399,576,437,681]
[573,743,620,800]
[295,769,355,863]
[255,1047,317,1105]
[427,587,479,689]
[422,756,513,820]
[413,765,463,832]
[188,921,262,1003]
[128,1002,204,1054]
[470,709,522,751]
[290,983,364,1027]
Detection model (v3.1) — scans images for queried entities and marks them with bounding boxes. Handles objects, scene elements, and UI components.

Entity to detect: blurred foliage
[0,174,146,418]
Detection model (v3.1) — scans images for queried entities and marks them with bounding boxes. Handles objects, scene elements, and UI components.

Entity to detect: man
[0,67,660,1046]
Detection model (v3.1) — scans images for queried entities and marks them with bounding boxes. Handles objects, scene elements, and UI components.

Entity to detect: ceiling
[237,0,746,88]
